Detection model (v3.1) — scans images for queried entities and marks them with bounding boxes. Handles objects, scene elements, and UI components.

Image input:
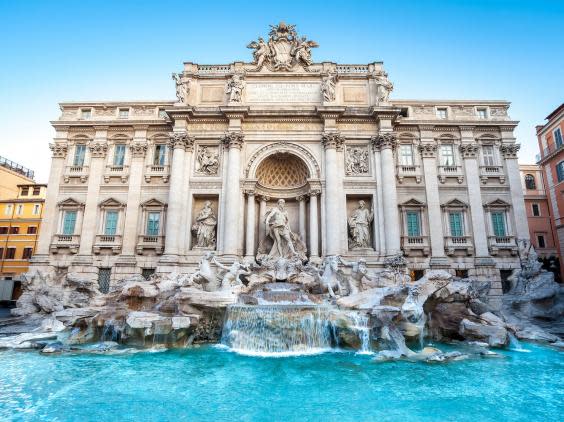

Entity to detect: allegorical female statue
[348,200,374,249]
[192,201,217,248]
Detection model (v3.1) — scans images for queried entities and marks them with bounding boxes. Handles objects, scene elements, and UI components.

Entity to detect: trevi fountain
[1,22,562,422]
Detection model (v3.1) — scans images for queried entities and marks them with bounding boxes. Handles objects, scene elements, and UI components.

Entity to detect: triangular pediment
[57,197,84,207]
[99,197,125,208]
[441,198,468,208]
[484,198,511,209]
[401,198,426,207]
[141,198,166,208]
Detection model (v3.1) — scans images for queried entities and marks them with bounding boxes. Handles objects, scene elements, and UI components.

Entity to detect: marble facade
[31,23,528,308]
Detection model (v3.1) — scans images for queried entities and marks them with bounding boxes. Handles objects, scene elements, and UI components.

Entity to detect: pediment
[441,198,468,208]
[57,197,84,207]
[141,198,166,208]
[99,197,126,208]
[484,198,511,209]
[400,198,426,207]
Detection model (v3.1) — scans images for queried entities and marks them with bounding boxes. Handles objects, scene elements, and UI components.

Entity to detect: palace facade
[31,23,528,307]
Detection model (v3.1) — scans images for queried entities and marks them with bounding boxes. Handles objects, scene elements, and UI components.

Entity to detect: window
[436,108,448,119]
[0,227,7,234]
[399,144,414,166]
[557,161,564,182]
[532,203,540,217]
[449,212,464,236]
[62,210,77,235]
[455,269,468,278]
[409,270,424,281]
[440,144,455,166]
[73,144,87,166]
[406,211,421,237]
[537,234,546,249]
[81,108,92,119]
[146,212,161,236]
[491,212,506,237]
[118,108,129,119]
[10,227,19,234]
[27,226,37,234]
[20,187,29,196]
[158,108,167,118]
[22,247,33,259]
[555,128,563,148]
[104,211,118,235]
[113,144,126,166]
[33,204,41,215]
[153,145,167,166]
[482,145,496,166]
[15,204,23,215]
[142,268,156,280]
[98,268,111,294]
[477,108,487,119]
[5,248,16,259]
[5,204,13,215]
[524,174,536,190]
[0,248,3,259]
[32,186,41,195]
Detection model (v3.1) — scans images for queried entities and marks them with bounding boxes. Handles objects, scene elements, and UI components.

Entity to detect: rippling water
[0,344,562,421]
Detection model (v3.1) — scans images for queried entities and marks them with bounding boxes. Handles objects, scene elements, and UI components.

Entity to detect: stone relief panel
[191,196,219,250]
[346,196,374,250]
[195,145,220,176]
[342,86,367,104]
[345,145,370,176]
[200,85,225,103]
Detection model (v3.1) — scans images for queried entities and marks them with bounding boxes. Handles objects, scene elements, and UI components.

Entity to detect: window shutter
[406,211,420,237]
[105,211,118,235]
[449,212,463,237]
[63,211,77,235]
[147,212,160,236]
[491,212,506,237]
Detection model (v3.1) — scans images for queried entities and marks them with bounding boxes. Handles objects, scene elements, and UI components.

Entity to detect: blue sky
[0,0,562,182]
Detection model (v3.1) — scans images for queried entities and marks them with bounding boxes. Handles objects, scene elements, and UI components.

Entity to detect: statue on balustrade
[192,201,217,249]
[348,200,373,249]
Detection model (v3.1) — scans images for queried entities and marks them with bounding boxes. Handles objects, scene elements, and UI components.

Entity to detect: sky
[0,0,562,183]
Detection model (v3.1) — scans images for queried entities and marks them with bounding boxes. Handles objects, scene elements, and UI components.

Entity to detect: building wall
[0,165,35,200]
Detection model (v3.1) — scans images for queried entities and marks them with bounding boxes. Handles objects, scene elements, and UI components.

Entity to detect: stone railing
[488,235,517,256]
[479,165,505,184]
[336,65,369,74]
[93,234,122,254]
[144,164,170,183]
[401,236,430,256]
[64,165,89,183]
[197,65,232,74]
[50,234,80,254]
[437,165,464,184]
[444,236,474,256]
[396,164,422,183]
[136,235,165,255]
[104,165,129,183]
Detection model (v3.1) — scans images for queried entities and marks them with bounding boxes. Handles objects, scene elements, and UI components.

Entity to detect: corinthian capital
[321,131,345,151]
[129,142,148,158]
[499,143,520,159]
[221,131,245,149]
[459,143,480,159]
[418,143,438,158]
[370,132,397,151]
[89,142,108,158]
[169,132,195,151]
[49,142,68,158]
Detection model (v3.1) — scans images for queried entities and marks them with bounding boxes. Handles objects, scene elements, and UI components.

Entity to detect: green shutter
[146,212,160,236]
[63,211,77,235]
[491,212,506,237]
[406,211,421,237]
[105,211,118,235]
[449,212,463,237]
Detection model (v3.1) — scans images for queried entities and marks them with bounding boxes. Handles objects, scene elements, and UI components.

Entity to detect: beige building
[31,23,527,308]
[0,156,35,199]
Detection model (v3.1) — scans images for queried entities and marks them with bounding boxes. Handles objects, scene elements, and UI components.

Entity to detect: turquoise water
[0,344,563,422]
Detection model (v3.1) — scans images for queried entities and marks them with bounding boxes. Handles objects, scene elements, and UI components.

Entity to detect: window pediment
[400,198,426,209]
[57,198,85,209]
[483,198,511,210]
[441,199,469,209]
[99,197,126,208]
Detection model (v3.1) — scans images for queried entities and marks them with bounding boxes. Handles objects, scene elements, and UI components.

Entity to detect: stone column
[372,145,385,254]
[245,190,256,260]
[181,140,195,254]
[501,141,529,241]
[373,133,401,255]
[309,190,320,260]
[119,132,148,261]
[297,195,307,243]
[419,135,447,266]
[77,130,108,258]
[33,138,69,262]
[322,132,345,256]
[162,132,191,260]
[222,131,244,256]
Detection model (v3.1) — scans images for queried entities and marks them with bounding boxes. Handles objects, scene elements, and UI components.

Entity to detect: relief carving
[345,146,369,175]
[196,146,220,175]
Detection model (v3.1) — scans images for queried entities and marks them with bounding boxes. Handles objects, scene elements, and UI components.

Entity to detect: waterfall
[347,312,371,354]
[508,332,529,352]
[221,304,338,356]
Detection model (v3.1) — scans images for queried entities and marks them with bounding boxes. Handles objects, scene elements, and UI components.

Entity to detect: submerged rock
[459,318,508,347]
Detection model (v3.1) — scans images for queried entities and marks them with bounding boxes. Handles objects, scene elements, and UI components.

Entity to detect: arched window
[524,174,536,190]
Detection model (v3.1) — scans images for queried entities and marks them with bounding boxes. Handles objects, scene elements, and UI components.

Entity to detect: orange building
[536,103,564,281]
[0,184,46,302]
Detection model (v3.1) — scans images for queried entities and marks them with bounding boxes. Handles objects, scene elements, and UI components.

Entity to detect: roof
[546,103,564,121]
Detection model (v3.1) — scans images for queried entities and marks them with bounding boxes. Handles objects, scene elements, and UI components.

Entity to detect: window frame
[146,211,161,236]
[22,247,33,259]
[113,144,127,167]
[153,144,168,166]
[439,144,456,166]
[556,161,564,183]
[436,107,448,119]
[536,233,546,249]
[477,108,488,119]
[62,210,77,235]
[73,144,87,167]
[5,247,16,259]
[554,128,563,148]
[80,108,92,119]
[118,108,130,119]
[531,203,541,217]
[482,145,497,166]
[399,144,415,166]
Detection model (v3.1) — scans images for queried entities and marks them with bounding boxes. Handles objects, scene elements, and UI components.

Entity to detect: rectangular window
[477,108,487,119]
[555,128,563,148]
[62,210,77,235]
[27,226,37,234]
[5,204,13,215]
[146,212,160,236]
[73,145,86,166]
[104,211,118,235]
[449,212,464,237]
[532,203,540,217]
[33,204,40,215]
[22,247,33,259]
[118,108,129,119]
[406,211,421,237]
[5,248,16,259]
[16,204,23,215]
[0,248,3,259]
[557,162,564,182]
[436,108,448,119]
[440,144,455,166]
[113,144,126,166]
[20,187,29,196]
[482,145,496,166]
[491,212,506,237]
[10,227,19,234]
[98,268,111,294]
[158,108,167,118]
[142,268,156,280]
[537,234,546,249]
[81,108,92,119]
[32,186,41,195]
[399,144,414,166]
[153,145,167,166]
[0,227,7,234]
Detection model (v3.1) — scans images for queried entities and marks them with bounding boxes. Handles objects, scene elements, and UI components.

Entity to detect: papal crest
[247,21,319,71]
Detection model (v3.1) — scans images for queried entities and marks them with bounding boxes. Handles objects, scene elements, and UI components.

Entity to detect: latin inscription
[246,83,321,103]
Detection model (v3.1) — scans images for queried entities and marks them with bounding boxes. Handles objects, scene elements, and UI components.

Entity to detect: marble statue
[293,36,318,67]
[226,74,244,103]
[375,71,393,102]
[338,257,380,293]
[345,147,369,175]
[247,37,272,70]
[317,256,344,298]
[321,73,337,102]
[189,252,220,290]
[212,257,251,292]
[348,200,374,249]
[192,201,217,248]
[265,199,297,258]
[196,146,219,175]
[172,73,189,103]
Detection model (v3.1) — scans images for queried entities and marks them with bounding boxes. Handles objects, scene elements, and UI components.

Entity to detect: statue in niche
[226,74,245,103]
[345,147,369,175]
[321,73,337,102]
[192,201,217,248]
[348,200,374,249]
[172,73,189,103]
[375,71,393,103]
[196,147,219,175]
